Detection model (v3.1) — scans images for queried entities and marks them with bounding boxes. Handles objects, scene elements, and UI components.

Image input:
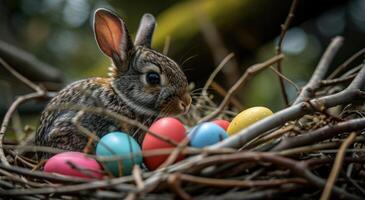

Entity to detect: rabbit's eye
[146,71,161,85]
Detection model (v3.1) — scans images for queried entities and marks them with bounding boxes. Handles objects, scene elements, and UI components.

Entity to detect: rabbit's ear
[94,8,133,71]
[134,13,156,48]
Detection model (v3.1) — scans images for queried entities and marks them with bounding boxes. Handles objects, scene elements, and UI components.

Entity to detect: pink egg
[212,119,230,131]
[44,152,103,179]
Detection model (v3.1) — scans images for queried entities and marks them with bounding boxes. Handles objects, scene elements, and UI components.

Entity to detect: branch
[320,132,356,200]
[275,0,300,106]
[272,118,365,151]
[0,57,53,166]
[0,40,62,82]
[328,48,365,79]
[198,54,284,123]
[293,36,344,105]
[177,174,307,188]
[0,163,89,183]
[2,175,136,196]
[0,92,44,166]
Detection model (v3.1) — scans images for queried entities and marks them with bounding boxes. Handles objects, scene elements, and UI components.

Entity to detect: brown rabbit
[34,8,191,158]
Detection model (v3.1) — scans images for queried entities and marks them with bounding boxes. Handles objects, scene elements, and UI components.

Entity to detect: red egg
[142,117,186,170]
[212,119,230,131]
[44,152,103,179]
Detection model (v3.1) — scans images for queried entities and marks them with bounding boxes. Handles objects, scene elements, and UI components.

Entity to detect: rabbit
[34,8,191,158]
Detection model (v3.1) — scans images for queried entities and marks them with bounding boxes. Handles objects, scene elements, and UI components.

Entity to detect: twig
[0,92,44,166]
[0,163,90,183]
[210,81,244,110]
[270,66,300,92]
[178,174,307,188]
[204,184,301,200]
[275,0,300,106]
[201,53,235,95]
[0,57,52,166]
[199,54,284,122]
[167,174,192,200]
[2,175,136,196]
[0,57,44,93]
[320,74,356,86]
[328,48,365,79]
[244,125,295,150]
[0,40,62,82]
[320,132,356,200]
[272,118,365,151]
[293,36,344,105]
[133,165,145,190]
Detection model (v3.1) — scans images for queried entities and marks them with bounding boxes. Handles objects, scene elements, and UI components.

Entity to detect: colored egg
[96,132,142,176]
[212,119,230,131]
[227,106,273,136]
[188,122,228,148]
[44,152,103,179]
[142,117,186,170]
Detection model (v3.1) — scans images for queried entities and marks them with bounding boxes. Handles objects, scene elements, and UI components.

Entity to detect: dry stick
[0,92,44,166]
[320,74,356,86]
[2,175,136,196]
[275,0,300,106]
[279,142,342,156]
[197,53,240,110]
[293,36,344,105]
[244,125,295,150]
[272,118,365,151]
[0,57,44,93]
[199,54,284,123]
[270,66,300,92]
[0,57,50,166]
[168,174,192,200]
[328,48,365,79]
[202,53,235,95]
[178,174,307,188]
[133,165,145,191]
[320,132,356,200]
[210,81,244,110]
[0,168,48,188]
[211,185,301,200]
[0,163,89,183]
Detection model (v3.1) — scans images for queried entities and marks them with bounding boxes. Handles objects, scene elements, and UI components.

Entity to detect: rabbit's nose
[179,93,192,113]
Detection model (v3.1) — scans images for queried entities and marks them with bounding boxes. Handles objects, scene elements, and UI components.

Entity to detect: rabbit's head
[93,9,191,116]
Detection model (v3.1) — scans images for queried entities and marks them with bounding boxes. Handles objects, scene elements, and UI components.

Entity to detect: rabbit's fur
[35,9,191,157]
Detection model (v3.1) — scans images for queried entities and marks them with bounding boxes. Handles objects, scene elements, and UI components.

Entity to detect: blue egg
[96,132,142,176]
[188,122,228,148]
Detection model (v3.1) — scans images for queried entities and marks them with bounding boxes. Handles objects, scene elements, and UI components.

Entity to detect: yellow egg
[227,106,273,136]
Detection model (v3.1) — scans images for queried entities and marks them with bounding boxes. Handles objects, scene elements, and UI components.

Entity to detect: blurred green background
[1,0,365,137]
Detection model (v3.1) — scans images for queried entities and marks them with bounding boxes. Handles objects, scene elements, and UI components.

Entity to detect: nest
[1,4,365,200]
[0,36,364,200]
